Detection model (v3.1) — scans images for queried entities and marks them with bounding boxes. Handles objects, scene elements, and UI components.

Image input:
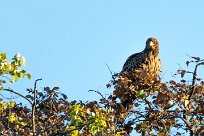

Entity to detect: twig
[89,90,106,100]
[145,98,152,111]
[105,63,117,82]
[188,62,204,100]
[32,78,42,136]
[179,116,193,134]
[105,63,113,76]
[3,88,32,105]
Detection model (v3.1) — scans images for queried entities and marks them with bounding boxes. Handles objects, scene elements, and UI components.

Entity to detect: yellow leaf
[9,101,15,107]
[116,132,123,136]
[19,71,25,78]
[13,74,18,81]
[8,114,16,123]
[18,121,27,126]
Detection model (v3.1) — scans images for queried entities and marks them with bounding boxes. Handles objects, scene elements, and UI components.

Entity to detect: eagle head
[145,37,159,51]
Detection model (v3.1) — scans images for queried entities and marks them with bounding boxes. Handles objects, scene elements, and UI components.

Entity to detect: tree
[0,52,204,136]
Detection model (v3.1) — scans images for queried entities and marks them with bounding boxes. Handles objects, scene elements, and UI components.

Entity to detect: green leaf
[0,53,6,60]
[9,79,14,84]
[27,73,32,80]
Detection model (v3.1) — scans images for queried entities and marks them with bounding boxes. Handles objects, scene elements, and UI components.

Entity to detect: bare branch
[145,98,152,111]
[181,117,194,135]
[105,63,118,82]
[3,88,32,105]
[188,62,204,100]
[32,78,42,136]
[89,90,106,100]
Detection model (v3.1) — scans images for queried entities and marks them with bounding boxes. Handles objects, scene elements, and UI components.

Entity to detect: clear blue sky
[1,1,204,134]
[1,0,204,101]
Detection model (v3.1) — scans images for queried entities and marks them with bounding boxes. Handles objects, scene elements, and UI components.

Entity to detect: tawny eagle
[122,37,161,77]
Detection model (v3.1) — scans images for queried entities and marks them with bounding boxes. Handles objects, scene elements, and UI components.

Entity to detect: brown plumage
[122,37,161,77]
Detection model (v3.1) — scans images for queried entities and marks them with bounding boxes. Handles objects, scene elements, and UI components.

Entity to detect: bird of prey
[122,37,161,77]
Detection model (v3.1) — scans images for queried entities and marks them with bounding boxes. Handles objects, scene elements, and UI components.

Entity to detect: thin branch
[105,63,118,82]
[188,62,204,100]
[130,110,146,119]
[105,63,113,75]
[145,98,152,111]
[89,90,106,100]
[3,88,32,105]
[178,116,193,134]
[32,78,42,136]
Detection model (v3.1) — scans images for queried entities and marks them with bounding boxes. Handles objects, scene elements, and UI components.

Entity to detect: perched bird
[122,37,161,77]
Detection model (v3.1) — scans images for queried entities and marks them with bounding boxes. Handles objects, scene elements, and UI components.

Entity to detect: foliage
[1,53,204,136]
[0,53,31,88]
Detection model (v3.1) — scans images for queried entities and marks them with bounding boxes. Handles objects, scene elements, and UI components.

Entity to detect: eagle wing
[122,51,147,71]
